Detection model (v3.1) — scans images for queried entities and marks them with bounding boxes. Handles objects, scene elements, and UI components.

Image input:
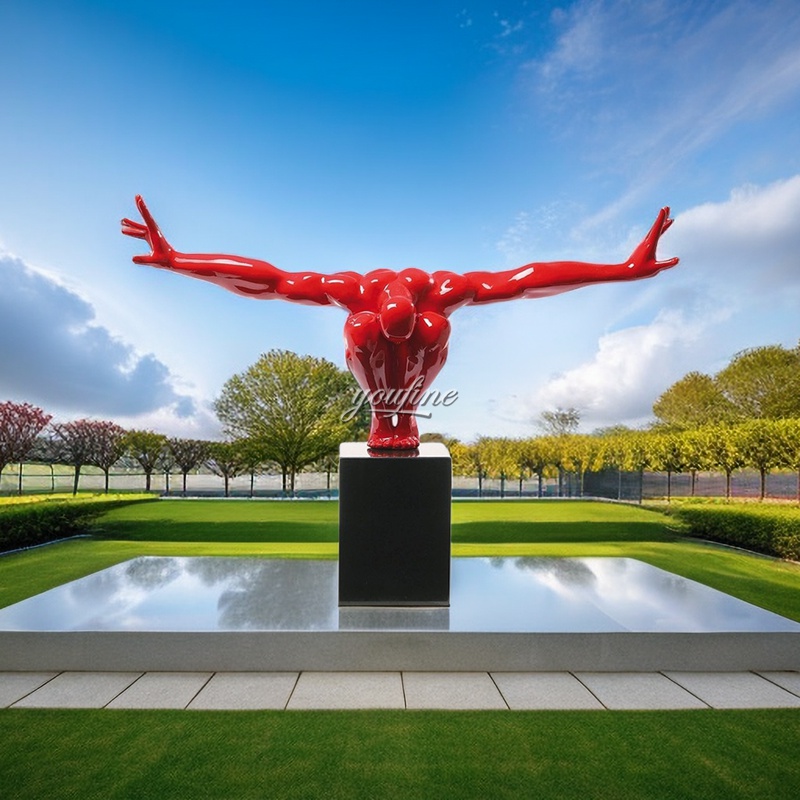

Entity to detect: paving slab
[403,672,507,710]
[12,671,142,708]
[575,672,708,710]
[189,672,299,710]
[491,672,605,710]
[287,672,404,709]
[0,672,59,707]
[666,672,800,709]
[107,672,212,709]
[757,671,800,698]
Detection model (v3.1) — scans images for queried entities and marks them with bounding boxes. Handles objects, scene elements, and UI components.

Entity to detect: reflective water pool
[0,557,797,633]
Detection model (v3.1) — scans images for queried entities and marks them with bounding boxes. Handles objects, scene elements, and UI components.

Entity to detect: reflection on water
[0,557,798,633]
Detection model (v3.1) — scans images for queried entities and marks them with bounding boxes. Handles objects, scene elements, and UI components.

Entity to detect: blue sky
[1,0,799,441]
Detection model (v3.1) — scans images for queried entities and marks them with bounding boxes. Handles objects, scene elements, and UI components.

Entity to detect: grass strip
[93,498,676,544]
[1,708,799,799]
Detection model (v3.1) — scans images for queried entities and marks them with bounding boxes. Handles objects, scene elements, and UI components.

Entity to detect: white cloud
[489,173,800,431]
[669,175,800,290]
[112,403,222,441]
[517,310,709,429]
[0,254,198,423]
[538,1,605,85]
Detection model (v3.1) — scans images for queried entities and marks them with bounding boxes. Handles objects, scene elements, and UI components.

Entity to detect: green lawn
[94,498,673,544]
[2,708,799,800]
[95,497,340,542]
[2,498,800,799]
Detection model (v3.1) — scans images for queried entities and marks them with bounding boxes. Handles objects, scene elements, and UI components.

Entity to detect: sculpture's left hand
[625,207,679,277]
[121,195,174,268]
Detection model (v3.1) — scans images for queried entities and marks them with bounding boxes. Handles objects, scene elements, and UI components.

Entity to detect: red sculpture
[123,196,677,449]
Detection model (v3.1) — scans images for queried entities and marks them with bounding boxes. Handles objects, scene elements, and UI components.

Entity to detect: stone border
[2,630,798,672]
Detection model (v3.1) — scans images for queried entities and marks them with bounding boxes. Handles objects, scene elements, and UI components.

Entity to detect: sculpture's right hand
[121,195,174,267]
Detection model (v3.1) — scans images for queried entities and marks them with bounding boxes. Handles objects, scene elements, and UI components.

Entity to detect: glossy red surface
[123,196,678,449]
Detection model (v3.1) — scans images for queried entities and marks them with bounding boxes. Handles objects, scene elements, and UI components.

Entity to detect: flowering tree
[0,401,52,493]
[86,421,127,492]
[52,419,101,495]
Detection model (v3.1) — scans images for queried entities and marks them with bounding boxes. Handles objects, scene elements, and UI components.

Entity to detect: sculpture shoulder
[426,271,473,312]
[318,268,397,309]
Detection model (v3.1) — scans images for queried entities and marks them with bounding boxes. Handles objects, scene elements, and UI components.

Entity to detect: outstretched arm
[460,208,678,305]
[121,195,352,306]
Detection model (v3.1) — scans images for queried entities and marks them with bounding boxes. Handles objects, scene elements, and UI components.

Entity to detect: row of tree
[442,419,800,501]
[3,402,800,500]
[1,350,368,496]
[3,343,799,499]
[0,402,214,495]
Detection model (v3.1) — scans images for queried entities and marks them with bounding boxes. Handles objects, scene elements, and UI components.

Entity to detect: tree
[650,431,689,502]
[476,437,520,498]
[159,447,176,496]
[676,428,709,497]
[775,418,800,503]
[51,419,98,495]
[236,437,270,498]
[215,350,357,493]
[619,430,656,504]
[538,409,581,495]
[0,401,52,493]
[519,437,555,498]
[539,407,580,437]
[168,438,210,497]
[124,430,168,492]
[85,421,126,493]
[715,343,800,420]
[464,443,489,497]
[561,435,601,498]
[737,420,784,500]
[311,452,338,498]
[652,372,732,430]
[696,425,745,500]
[206,441,245,497]
[596,431,630,501]
[448,440,473,479]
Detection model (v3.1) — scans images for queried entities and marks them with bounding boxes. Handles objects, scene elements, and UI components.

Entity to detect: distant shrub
[0,495,155,552]
[669,503,800,560]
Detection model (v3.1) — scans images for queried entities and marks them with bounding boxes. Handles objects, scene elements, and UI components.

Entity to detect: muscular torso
[307,268,472,317]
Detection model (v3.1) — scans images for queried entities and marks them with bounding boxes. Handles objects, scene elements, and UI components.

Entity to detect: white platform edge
[1,630,798,672]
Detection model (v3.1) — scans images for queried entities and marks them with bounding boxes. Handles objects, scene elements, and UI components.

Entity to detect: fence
[583,469,799,502]
[0,466,339,498]
[2,464,798,500]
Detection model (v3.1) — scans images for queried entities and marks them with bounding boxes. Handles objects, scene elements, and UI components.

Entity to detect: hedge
[669,503,800,561]
[0,496,155,553]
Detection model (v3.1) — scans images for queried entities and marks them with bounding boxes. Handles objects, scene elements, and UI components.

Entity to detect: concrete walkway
[3,670,800,710]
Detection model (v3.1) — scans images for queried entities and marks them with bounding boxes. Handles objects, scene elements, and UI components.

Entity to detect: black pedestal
[338,442,451,606]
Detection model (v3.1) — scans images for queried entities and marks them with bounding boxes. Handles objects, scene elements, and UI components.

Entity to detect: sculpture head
[379,295,416,342]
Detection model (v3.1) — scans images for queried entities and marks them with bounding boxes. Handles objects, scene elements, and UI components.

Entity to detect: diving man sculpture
[122,196,678,449]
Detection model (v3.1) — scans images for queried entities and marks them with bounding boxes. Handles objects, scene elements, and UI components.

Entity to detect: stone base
[1,631,798,672]
[338,442,451,606]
